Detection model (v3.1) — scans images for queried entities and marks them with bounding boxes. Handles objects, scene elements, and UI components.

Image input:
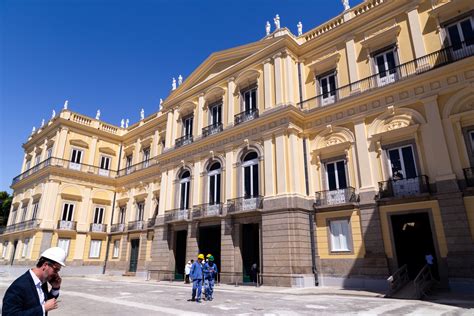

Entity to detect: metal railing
[175,135,193,148]
[164,208,189,222]
[463,168,474,187]
[315,187,358,207]
[147,217,156,228]
[57,220,77,230]
[90,223,107,232]
[192,203,223,219]
[4,219,41,233]
[298,42,474,110]
[12,157,117,185]
[117,156,159,177]
[110,223,126,233]
[414,264,434,299]
[127,220,146,231]
[202,123,223,138]
[227,196,264,214]
[386,264,409,297]
[234,109,259,125]
[378,175,429,199]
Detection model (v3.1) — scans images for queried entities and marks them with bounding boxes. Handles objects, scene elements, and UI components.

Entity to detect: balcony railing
[110,223,126,232]
[12,157,117,185]
[315,187,358,208]
[57,220,77,230]
[127,220,146,231]
[147,217,156,228]
[4,219,41,233]
[90,223,107,232]
[463,168,474,187]
[227,196,263,214]
[378,175,430,199]
[234,109,259,125]
[117,156,159,177]
[192,203,223,219]
[299,42,474,110]
[175,135,193,148]
[202,123,223,138]
[164,208,189,222]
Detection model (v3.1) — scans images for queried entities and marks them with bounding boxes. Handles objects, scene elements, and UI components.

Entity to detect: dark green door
[129,239,139,272]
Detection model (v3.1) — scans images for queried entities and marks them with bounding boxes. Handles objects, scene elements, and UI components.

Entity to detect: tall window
[2,241,8,258]
[10,207,18,224]
[113,240,120,258]
[46,147,53,159]
[136,202,144,221]
[25,160,31,171]
[57,238,70,256]
[99,156,111,176]
[446,17,474,51]
[93,206,104,224]
[318,72,337,106]
[183,116,194,137]
[89,240,101,258]
[209,103,222,126]
[32,201,39,219]
[325,160,348,191]
[69,148,83,170]
[20,204,28,222]
[34,154,41,171]
[242,151,259,198]
[21,238,30,258]
[374,48,398,86]
[142,147,150,168]
[329,219,351,252]
[179,170,191,210]
[387,145,417,180]
[119,206,126,224]
[61,203,75,221]
[126,154,133,174]
[242,86,257,112]
[208,162,221,205]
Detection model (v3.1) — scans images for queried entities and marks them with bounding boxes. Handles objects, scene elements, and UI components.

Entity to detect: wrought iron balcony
[90,223,107,232]
[227,196,263,214]
[117,156,159,177]
[57,220,77,230]
[110,223,126,232]
[192,203,223,219]
[175,134,193,148]
[4,219,41,233]
[202,123,223,138]
[147,217,156,228]
[315,187,358,208]
[234,109,259,125]
[463,168,474,187]
[127,220,146,231]
[164,208,189,222]
[377,175,430,199]
[298,42,474,110]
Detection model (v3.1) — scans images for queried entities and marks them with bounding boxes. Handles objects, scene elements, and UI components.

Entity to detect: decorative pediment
[234,69,261,91]
[204,86,226,104]
[177,101,197,118]
[312,126,355,156]
[368,108,425,141]
[98,146,116,156]
[430,0,473,24]
[60,185,82,201]
[443,86,474,119]
[360,20,400,51]
[307,50,340,74]
[69,139,89,149]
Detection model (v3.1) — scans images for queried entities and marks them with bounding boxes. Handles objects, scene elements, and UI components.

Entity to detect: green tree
[0,191,12,227]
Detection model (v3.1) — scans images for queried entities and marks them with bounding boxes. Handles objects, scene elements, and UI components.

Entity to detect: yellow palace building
[1,0,474,290]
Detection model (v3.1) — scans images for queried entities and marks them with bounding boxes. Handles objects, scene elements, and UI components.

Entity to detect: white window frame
[119,206,126,224]
[329,219,351,252]
[57,238,70,256]
[182,116,194,137]
[136,202,145,221]
[242,153,259,199]
[20,204,28,222]
[318,71,337,106]
[387,144,418,180]
[89,240,102,258]
[99,155,111,176]
[179,173,191,210]
[31,201,39,219]
[61,202,75,222]
[325,159,348,191]
[208,163,221,205]
[21,238,30,258]
[446,16,474,49]
[113,240,120,258]
[142,147,150,168]
[69,148,83,171]
[93,206,105,224]
[209,103,222,126]
[374,48,398,86]
[25,160,31,171]
[2,241,8,258]
[242,86,257,112]
[126,154,133,174]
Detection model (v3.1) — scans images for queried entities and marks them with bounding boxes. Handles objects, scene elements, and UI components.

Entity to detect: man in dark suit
[2,247,66,315]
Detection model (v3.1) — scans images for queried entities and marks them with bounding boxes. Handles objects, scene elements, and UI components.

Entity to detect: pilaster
[407,6,426,59]
[227,78,235,126]
[273,53,284,107]
[263,137,275,197]
[275,132,288,194]
[197,94,205,136]
[88,136,98,166]
[263,59,273,110]
[354,120,375,193]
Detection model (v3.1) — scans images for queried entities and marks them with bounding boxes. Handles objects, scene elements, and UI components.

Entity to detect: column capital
[263,57,273,64]
[421,94,439,105]
[227,76,235,83]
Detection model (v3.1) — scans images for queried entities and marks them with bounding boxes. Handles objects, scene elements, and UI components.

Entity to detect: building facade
[1,0,474,289]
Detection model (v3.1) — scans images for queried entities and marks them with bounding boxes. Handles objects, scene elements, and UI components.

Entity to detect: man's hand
[50,275,62,289]
[44,298,58,312]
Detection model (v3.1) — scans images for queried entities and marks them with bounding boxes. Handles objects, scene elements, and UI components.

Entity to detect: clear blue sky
[0,0,363,193]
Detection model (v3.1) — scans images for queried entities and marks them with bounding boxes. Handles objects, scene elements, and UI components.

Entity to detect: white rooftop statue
[63,100,68,110]
[297,21,303,36]
[140,108,145,120]
[172,78,177,90]
[178,75,183,85]
[41,119,45,127]
[159,98,163,111]
[95,109,101,120]
[274,14,280,29]
[32,126,36,134]
[342,0,350,11]
[120,119,125,128]
[266,21,271,36]
[51,110,56,119]
[125,119,129,128]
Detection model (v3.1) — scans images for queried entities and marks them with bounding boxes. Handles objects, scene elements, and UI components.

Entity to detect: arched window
[179,170,191,210]
[208,162,221,205]
[242,151,259,198]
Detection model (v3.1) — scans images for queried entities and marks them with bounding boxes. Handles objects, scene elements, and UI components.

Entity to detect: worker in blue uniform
[188,253,204,303]
[203,255,218,301]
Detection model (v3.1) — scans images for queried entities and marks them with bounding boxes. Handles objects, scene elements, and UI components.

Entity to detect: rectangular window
[325,160,348,191]
[446,17,474,51]
[25,160,31,171]
[183,116,194,137]
[136,202,144,221]
[46,147,53,159]
[318,72,337,106]
[119,206,126,224]
[10,208,18,224]
[242,87,257,111]
[387,145,417,179]
[210,103,222,126]
[21,238,30,258]
[126,154,133,174]
[2,241,8,258]
[20,204,28,222]
[93,206,104,224]
[69,148,83,170]
[34,154,41,171]
[374,48,398,86]
[142,147,150,168]
[113,240,120,258]
[61,203,75,221]
[329,219,351,252]
[32,201,39,219]
[57,238,70,256]
[99,156,111,176]
[89,240,102,258]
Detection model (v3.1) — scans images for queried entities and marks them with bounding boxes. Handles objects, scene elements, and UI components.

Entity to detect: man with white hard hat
[2,246,66,315]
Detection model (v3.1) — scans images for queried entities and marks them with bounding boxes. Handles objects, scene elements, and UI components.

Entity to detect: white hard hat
[40,247,67,266]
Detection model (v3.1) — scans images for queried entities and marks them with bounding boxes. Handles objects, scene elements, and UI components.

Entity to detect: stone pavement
[0,275,473,315]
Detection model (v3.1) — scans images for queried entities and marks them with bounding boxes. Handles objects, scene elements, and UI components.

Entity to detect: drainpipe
[103,143,123,274]
[298,61,319,286]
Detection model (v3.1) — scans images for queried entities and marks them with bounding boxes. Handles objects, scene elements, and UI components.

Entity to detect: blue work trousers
[205,278,215,299]
[192,279,202,300]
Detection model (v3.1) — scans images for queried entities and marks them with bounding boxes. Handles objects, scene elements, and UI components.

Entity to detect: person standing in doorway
[184,260,193,284]
[203,255,218,301]
[188,254,204,303]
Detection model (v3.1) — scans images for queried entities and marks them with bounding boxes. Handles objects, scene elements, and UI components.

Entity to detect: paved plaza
[0,276,473,315]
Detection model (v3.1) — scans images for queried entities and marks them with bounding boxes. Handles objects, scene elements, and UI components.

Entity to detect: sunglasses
[48,263,61,273]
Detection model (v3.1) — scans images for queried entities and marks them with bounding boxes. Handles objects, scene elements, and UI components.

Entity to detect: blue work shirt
[190,261,203,280]
[203,262,218,280]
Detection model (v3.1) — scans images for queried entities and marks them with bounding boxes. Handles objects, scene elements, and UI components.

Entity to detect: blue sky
[0,0,363,193]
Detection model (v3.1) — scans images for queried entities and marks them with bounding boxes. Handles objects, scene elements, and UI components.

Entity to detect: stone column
[220,217,235,283]
[288,129,303,195]
[54,127,69,159]
[345,38,359,92]
[134,138,141,165]
[263,59,273,110]
[149,223,173,280]
[263,136,275,197]
[165,111,174,149]
[225,149,234,202]
[354,120,375,196]
[186,222,199,262]
[158,170,169,215]
[172,109,180,147]
[227,78,235,126]
[88,136,98,166]
[407,6,426,59]
[275,132,288,194]
[197,94,205,136]
[273,53,284,107]
[284,52,295,106]
[145,185,154,221]
[192,160,202,206]
[152,130,159,157]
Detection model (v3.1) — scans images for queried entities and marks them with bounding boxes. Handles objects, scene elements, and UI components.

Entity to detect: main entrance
[391,212,438,279]
[129,239,139,272]
[242,223,260,283]
[198,225,221,274]
[174,230,187,280]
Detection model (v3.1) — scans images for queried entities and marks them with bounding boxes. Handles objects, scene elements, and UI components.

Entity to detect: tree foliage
[0,191,12,227]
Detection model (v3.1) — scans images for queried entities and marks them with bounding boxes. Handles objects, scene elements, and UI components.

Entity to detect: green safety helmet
[208,255,214,261]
